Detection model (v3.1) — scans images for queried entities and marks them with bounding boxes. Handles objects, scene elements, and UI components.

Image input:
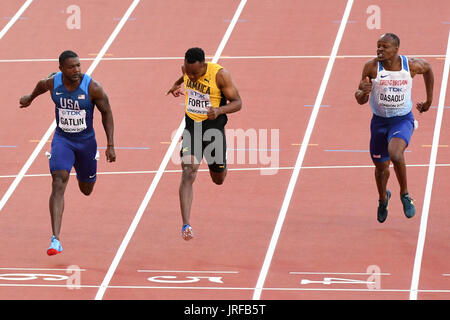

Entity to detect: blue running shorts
[49,133,98,183]
[370,111,414,163]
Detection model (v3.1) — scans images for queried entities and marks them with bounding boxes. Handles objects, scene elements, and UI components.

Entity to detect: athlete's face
[376,37,398,61]
[60,57,82,83]
[183,61,207,83]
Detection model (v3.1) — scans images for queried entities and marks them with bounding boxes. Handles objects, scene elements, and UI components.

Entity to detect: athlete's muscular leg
[209,169,227,185]
[78,180,95,196]
[388,137,408,195]
[49,170,70,240]
[179,156,200,225]
[374,160,390,203]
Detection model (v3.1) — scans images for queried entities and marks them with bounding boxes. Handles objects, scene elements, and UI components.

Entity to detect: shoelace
[402,194,414,203]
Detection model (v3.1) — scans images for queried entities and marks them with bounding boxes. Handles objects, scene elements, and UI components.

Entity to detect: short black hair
[185,47,205,64]
[59,50,79,66]
[381,33,400,47]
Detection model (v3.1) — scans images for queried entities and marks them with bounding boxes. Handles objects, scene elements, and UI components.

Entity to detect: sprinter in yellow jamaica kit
[167,47,242,240]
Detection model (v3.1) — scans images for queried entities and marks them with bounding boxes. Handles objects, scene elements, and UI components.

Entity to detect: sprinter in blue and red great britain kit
[355,33,434,223]
[20,50,116,255]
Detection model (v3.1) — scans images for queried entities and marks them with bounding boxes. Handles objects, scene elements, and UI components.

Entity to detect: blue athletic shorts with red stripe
[370,111,414,163]
[49,133,98,183]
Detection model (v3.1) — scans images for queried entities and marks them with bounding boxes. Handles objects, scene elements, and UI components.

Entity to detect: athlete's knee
[388,150,404,164]
[210,170,227,185]
[80,187,93,196]
[51,171,69,194]
[374,162,389,176]
[388,138,407,163]
[212,176,225,185]
[51,181,66,195]
[78,181,95,196]
[181,164,198,184]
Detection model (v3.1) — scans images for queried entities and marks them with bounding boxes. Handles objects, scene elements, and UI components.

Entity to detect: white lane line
[1,163,449,179]
[0,0,140,212]
[0,267,86,271]
[409,30,450,300]
[0,54,445,63]
[252,0,355,300]
[1,283,450,294]
[0,0,35,211]
[290,272,391,276]
[0,0,33,39]
[137,270,239,274]
[93,0,248,301]
[0,125,55,211]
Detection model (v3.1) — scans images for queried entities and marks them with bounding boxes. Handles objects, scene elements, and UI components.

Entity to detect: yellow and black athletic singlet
[184,62,227,122]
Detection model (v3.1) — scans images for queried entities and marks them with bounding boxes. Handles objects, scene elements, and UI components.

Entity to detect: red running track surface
[0,0,448,303]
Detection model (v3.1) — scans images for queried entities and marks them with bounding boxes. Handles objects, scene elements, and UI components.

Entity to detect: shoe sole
[405,211,415,218]
[182,228,193,241]
[47,248,62,256]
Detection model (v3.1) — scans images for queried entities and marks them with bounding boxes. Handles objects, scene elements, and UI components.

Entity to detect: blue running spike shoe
[401,193,416,218]
[47,235,63,256]
[181,224,193,241]
[377,190,391,223]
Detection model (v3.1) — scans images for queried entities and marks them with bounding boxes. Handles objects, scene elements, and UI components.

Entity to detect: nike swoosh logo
[55,92,63,95]
[380,75,389,78]
[89,174,96,179]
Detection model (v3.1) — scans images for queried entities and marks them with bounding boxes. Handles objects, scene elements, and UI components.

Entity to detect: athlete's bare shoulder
[43,72,57,91]
[87,78,110,107]
[215,67,229,83]
[361,58,378,80]
[88,78,104,96]
[89,78,101,88]
[407,57,432,77]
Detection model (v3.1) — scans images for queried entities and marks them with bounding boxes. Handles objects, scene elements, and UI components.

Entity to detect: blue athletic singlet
[49,72,98,182]
[369,55,413,118]
[51,72,95,140]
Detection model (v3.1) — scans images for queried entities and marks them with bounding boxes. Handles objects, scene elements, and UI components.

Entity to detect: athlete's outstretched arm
[206,68,242,120]
[166,64,186,97]
[90,80,116,162]
[166,75,185,97]
[19,74,54,108]
[409,57,434,113]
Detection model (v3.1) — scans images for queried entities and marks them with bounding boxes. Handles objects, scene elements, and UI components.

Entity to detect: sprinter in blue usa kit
[19,50,116,255]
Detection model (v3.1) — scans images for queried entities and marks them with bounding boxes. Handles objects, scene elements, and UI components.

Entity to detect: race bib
[58,108,87,133]
[378,89,405,109]
[377,79,408,109]
[186,89,211,115]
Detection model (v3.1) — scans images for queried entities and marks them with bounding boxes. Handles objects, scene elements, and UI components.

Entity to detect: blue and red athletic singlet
[51,72,95,140]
